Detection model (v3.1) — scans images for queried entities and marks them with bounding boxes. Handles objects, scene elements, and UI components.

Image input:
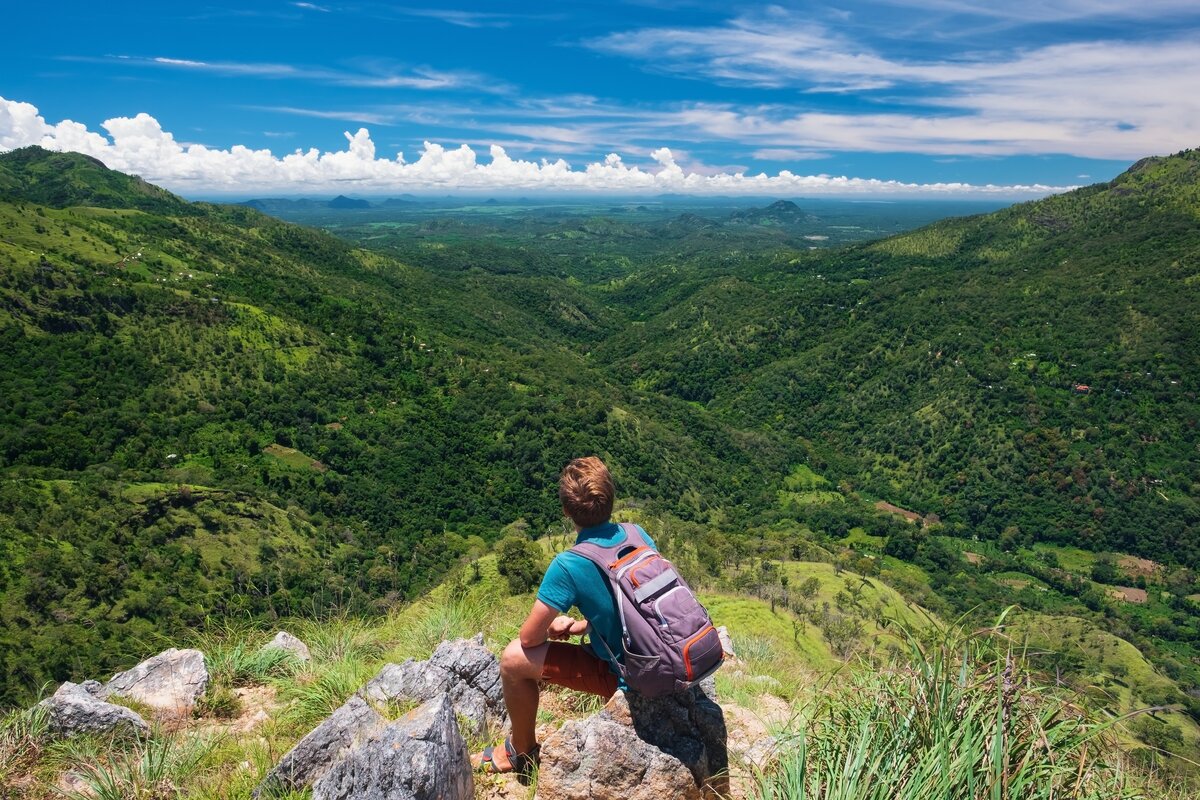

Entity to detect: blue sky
[2,0,1199,197]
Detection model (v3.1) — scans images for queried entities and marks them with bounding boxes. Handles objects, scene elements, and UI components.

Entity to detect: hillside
[2,145,1199,779]
[591,148,1200,569]
[0,147,802,704]
[0,556,1184,800]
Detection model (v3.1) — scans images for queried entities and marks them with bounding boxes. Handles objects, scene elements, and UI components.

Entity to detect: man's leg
[500,638,549,757]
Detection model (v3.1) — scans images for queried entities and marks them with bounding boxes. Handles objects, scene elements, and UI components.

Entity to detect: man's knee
[501,638,544,680]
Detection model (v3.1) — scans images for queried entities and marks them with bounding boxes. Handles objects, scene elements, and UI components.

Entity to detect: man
[477,455,656,777]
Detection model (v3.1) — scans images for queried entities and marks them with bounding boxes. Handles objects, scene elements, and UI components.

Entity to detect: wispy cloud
[0,96,1072,197]
[292,2,331,11]
[85,54,497,92]
[584,9,1200,159]
[752,148,831,161]
[393,7,514,28]
[246,105,398,126]
[880,0,1200,24]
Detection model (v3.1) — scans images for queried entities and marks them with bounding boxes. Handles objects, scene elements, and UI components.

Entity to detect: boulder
[312,694,472,800]
[262,630,312,663]
[716,626,736,659]
[538,680,729,800]
[40,681,149,737]
[104,648,209,712]
[360,634,504,736]
[254,695,386,797]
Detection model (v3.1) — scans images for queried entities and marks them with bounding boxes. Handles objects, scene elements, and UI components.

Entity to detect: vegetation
[2,144,1199,784]
[752,613,1161,800]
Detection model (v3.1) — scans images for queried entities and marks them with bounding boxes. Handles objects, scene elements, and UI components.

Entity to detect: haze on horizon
[2,0,1199,199]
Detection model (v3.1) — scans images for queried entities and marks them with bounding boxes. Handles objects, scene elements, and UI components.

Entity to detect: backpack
[571,523,724,697]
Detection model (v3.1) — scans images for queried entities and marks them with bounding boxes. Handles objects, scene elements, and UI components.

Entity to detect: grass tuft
[752,609,1146,800]
[56,729,220,800]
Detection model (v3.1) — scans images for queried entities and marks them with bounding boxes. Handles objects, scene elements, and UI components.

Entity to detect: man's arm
[519,600,589,649]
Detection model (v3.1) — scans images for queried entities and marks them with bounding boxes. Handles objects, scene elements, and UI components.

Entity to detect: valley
[1,145,1198,785]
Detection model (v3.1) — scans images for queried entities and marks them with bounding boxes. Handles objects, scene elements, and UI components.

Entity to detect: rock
[360,634,504,736]
[538,715,700,800]
[723,704,778,770]
[716,626,736,659]
[57,770,94,795]
[255,695,386,797]
[40,681,149,737]
[104,648,209,713]
[538,680,729,800]
[312,694,472,800]
[262,630,311,663]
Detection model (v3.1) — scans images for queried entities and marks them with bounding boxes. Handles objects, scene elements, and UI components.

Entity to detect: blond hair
[558,456,614,528]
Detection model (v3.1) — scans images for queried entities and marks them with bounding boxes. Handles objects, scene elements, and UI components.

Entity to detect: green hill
[2,146,1199,777]
[0,147,801,703]
[592,148,1200,569]
[0,147,192,215]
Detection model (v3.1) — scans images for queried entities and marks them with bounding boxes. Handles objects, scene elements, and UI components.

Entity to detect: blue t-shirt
[536,521,657,678]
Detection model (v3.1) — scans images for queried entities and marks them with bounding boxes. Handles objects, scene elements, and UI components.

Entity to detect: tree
[1091,555,1120,585]
[497,534,544,595]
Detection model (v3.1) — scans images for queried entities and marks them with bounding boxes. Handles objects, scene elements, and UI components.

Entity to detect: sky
[2,0,1199,198]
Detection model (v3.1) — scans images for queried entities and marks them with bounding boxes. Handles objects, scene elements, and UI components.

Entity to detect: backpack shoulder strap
[570,522,649,568]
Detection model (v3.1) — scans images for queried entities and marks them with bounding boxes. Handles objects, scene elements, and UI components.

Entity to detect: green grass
[991,571,1049,591]
[55,728,221,800]
[783,464,832,491]
[1010,613,1200,754]
[840,527,886,550]
[1027,543,1103,574]
[262,444,325,472]
[752,611,1150,800]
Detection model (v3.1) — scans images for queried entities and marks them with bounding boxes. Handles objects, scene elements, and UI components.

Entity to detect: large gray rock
[360,634,504,736]
[312,694,472,800]
[538,680,729,800]
[261,630,311,663]
[40,681,149,737]
[104,648,209,712]
[255,695,386,797]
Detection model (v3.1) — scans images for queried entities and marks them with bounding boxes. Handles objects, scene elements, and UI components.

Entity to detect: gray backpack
[572,523,724,697]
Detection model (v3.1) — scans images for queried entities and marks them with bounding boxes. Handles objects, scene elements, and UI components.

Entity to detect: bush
[497,534,544,595]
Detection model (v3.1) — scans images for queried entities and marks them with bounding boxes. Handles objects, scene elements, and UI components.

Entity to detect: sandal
[478,736,540,780]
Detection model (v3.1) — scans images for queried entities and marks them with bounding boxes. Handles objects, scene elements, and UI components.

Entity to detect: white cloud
[586,12,1200,159]
[0,96,1071,197]
[880,0,1200,24]
[752,148,831,161]
[393,8,514,28]
[83,55,488,92]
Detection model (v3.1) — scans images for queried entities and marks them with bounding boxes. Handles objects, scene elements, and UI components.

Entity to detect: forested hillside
[2,146,1198,774]
[588,152,1200,568]
[0,146,800,704]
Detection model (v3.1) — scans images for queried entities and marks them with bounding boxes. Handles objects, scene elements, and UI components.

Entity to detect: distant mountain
[727,199,818,225]
[664,211,718,230]
[328,194,371,209]
[242,196,372,211]
[240,198,326,212]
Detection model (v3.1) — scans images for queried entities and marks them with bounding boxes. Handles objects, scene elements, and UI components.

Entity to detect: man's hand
[547,615,588,640]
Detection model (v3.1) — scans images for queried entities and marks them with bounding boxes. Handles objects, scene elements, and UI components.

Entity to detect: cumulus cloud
[0,97,1072,197]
